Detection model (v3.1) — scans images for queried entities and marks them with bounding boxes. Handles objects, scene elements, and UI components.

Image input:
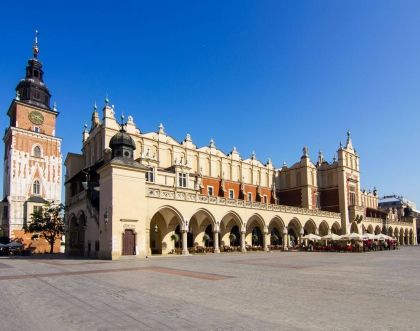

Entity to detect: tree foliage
[26,203,64,254]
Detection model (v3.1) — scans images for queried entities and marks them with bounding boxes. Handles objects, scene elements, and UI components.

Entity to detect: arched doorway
[374,225,381,235]
[350,222,359,233]
[303,219,317,235]
[122,229,136,255]
[268,217,284,248]
[230,225,241,247]
[288,218,301,248]
[246,215,265,249]
[318,221,329,236]
[220,212,243,249]
[251,227,263,247]
[331,222,341,235]
[270,228,281,245]
[149,207,183,255]
[204,224,214,248]
[188,209,216,249]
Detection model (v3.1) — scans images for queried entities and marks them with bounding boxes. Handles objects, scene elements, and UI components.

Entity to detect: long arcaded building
[64,100,417,258]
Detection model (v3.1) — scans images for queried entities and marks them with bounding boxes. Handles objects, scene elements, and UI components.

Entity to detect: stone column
[182,230,189,255]
[241,230,246,252]
[264,229,270,252]
[213,230,220,253]
[283,227,288,251]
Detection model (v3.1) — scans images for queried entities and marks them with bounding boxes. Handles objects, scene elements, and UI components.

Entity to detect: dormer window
[229,189,234,199]
[178,173,187,188]
[146,167,155,183]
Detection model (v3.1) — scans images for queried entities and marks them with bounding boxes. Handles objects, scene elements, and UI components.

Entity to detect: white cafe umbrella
[341,233,364,241]
[362,233,377,240]
[376,233,392,241]
[302,233,321,241]
[321,233,342,241]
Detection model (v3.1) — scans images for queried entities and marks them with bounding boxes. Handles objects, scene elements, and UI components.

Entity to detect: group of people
[299,239,398,252]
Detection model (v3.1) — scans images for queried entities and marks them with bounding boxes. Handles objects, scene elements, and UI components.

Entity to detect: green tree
[26,203,64,254]
[202,233,210,247]
[229,233,237,246]
[171,233,180,249]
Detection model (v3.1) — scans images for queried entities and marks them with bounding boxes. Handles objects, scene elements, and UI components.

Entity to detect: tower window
[247,192,252,202]
[33,70,39,78]
[33,146,41,157]
[33,180,40,195]
[34,127,41,133]
[349,185,356,206]
[207,186,214,196]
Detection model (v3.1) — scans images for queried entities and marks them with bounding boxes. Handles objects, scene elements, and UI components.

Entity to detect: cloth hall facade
[65,103,417,259]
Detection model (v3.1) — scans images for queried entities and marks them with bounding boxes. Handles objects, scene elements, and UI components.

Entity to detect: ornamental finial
[302,146,309,157]
[33,30,39,58]
[158,123,165,134]
[209,138,216,148]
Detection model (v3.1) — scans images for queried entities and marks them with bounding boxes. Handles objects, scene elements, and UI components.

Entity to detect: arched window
[33,146,41,157]
[33,180,40,195]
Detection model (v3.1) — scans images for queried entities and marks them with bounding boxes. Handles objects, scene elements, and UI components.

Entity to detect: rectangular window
[247,192,252,202]
[178,173,187,188]
[228,189,234,199]
[145,167,154,182]
[207,186,214,196]
[263,195,267,204]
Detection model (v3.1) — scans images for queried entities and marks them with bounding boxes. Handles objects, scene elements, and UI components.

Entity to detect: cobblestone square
[1,248,419,331]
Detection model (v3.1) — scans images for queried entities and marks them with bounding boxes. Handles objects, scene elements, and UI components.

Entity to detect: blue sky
[1,1,419,205]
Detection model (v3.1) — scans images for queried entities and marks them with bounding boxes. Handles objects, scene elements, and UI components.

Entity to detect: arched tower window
[33,180,40,195]
[33,145,41,157]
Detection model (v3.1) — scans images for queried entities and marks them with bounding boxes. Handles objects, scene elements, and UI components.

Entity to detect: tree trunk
[50,240,54,254]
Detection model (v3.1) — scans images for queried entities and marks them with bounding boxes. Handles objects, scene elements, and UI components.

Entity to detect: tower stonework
[1,32,62,241]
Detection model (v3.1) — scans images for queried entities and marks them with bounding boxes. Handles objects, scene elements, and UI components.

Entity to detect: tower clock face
[29,111,44,125]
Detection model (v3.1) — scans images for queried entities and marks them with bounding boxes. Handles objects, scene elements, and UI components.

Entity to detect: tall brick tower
[1,31,62,240]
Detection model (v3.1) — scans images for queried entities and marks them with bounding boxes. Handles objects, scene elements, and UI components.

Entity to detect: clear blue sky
[1,1,419,205]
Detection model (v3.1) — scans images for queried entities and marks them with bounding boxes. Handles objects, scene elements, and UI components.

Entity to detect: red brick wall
[202,177,272,202]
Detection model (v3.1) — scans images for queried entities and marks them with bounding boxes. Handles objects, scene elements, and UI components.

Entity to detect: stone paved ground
[1,247,420,331]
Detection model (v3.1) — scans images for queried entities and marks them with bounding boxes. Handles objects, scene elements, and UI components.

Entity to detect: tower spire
[33,30,39,58]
